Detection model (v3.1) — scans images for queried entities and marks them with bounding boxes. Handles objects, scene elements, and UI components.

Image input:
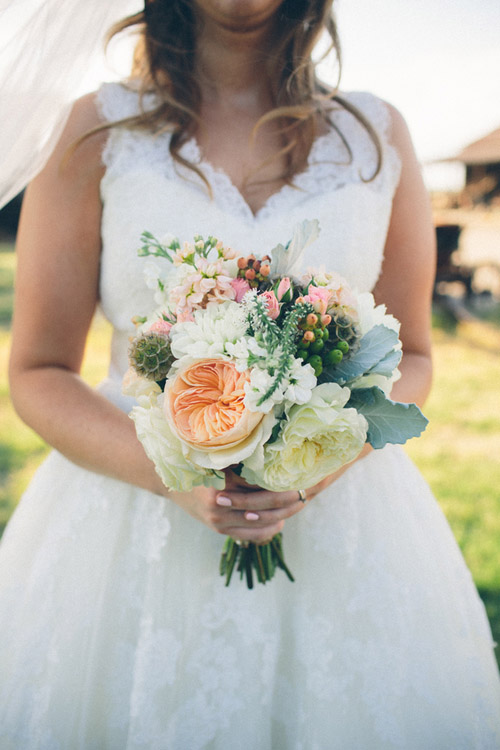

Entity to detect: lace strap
[96,82,142,125]
[96,82,171,181]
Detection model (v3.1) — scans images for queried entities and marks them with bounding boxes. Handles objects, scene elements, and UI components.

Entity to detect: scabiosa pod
[129,332,174,383]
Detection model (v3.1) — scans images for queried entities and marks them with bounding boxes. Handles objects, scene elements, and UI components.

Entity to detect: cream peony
[241,383,367,491]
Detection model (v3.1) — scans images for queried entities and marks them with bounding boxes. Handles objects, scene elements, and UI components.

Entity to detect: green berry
[313,328,323,339]
[297,349,308,360]
[307,354,322,370]
[337,340,349,354]
[322,328,330,341]
[310,339,324,353]
[326,348,343,366]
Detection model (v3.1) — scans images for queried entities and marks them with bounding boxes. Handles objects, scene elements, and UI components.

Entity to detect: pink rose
[176,310,195,323]
[148,318,173,336]
[230,277,251,303]
[303,285,332,315]
[276,277,292,301]
[258,290,280,319]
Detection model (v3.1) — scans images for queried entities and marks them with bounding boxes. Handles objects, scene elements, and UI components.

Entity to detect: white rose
[241,383,367,491]
[130,393,222,491]
[122,368,162,400]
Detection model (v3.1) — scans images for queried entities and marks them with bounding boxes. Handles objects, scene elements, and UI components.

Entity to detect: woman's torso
[96,82,402,386]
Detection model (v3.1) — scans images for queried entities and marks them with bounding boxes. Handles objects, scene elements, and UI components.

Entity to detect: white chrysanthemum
[241,383,367,491]
[169,301,247,368]
[130,392,223,491]
[356,292,400,335]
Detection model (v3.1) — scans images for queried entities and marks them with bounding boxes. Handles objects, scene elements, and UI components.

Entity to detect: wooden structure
[434,224,474,298]
[449,127,500,206]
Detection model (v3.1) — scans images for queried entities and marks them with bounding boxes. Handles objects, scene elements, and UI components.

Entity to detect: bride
[1,0,500,747]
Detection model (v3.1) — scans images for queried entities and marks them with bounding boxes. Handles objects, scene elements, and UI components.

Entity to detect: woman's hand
[167,445,373,544]
[166,481,294,544]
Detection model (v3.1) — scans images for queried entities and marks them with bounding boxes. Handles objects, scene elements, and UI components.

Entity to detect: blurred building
[449,128,500,207]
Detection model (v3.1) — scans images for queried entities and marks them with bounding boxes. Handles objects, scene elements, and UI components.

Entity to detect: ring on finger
[297,489,307,503]
[234,539,250,548]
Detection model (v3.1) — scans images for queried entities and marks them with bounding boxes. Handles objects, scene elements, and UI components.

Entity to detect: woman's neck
[193,11,279,102]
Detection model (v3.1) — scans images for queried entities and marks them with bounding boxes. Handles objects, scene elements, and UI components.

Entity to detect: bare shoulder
[41,91,108,184]
[380,100,420,167]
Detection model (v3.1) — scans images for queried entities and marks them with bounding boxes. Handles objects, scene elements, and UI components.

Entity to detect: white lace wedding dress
[1,83,500,749]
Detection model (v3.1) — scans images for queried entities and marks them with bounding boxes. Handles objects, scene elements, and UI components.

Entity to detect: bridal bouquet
[124,220,428,588]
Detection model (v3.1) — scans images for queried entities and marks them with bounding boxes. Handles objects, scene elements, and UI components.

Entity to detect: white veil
[0,0,142,209]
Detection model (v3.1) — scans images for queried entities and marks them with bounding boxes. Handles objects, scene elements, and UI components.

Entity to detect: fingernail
[246,512,259,521]
[216,495,232,507]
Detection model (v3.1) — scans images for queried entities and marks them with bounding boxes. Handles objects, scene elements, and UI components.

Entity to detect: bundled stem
[220,534,295,589]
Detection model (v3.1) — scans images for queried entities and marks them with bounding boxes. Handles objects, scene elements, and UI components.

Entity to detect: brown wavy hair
[84,0,381,188]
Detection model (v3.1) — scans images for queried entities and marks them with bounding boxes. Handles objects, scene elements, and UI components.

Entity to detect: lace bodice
[96,82,401,385]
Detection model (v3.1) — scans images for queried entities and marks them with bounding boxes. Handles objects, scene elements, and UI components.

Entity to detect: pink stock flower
[231,277,251,302]
[172,241,196,266]
[276,277,291,301]
[148,318,173,336]
[170,257,236,315]
[221,244,238,260]
[259,290,280,320]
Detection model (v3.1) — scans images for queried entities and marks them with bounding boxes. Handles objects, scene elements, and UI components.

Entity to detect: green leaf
[347,386,429,449]
[322,325,399,385]
[368,347,402,377]
[268,420,283,444]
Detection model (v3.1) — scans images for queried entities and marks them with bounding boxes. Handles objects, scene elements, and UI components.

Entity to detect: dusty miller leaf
[347,386,428,449]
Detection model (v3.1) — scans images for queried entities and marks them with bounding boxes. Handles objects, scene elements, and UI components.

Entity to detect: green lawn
[1,245,499,665]
[0,244,113,532]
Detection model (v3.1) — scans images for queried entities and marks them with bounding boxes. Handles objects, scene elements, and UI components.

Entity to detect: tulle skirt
[1,444,500,749]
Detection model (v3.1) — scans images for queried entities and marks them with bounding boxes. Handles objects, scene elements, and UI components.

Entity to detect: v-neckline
[179,128,340,222]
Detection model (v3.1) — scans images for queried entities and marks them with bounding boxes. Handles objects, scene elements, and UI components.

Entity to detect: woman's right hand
[165,483,289,544]
[165,479,306,544]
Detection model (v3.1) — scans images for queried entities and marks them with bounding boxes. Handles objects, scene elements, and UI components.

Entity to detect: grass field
[1,244,499,666]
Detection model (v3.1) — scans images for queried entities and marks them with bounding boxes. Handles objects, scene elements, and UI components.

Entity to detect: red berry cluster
[236,254,271,287]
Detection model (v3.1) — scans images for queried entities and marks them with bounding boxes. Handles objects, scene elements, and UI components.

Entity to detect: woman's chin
[193,0,284,33]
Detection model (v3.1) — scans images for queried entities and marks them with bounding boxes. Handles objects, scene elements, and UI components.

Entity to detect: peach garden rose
[164,358,275,471]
